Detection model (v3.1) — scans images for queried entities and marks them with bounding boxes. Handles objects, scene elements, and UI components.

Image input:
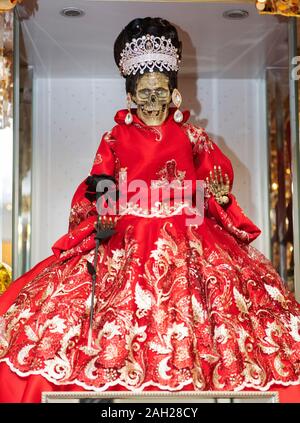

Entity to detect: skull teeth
[141,106,161,116]
[146,110,160,116]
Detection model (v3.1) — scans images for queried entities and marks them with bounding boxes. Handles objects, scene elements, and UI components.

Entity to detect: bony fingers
[225,173,230,187]
[100,216,107,229]
[218,173,229,194]
[217,165,224,185]
[213,165,219,182]
[207,174,214,191]
[210,169,217,182]
[101,215,118,229]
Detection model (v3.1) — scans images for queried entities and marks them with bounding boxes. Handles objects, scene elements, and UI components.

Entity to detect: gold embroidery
[151,159,186,188]
[103,130,116,143]
[183,123,214,154]
[133,123,162,142]
[93,153,103,166]
[1,216,300,393]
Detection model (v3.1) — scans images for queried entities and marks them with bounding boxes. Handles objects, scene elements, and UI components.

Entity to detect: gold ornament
[0,0,21,12]
[256,2,266,11]
[125,93,133,125]
[172,88,184,123]
[1,9,13,128]
[0,262,12,294]
[256,0,300,17]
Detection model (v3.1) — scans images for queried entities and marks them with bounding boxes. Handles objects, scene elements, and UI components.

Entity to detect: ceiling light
[223,9,249,20]
[60,7,85,18]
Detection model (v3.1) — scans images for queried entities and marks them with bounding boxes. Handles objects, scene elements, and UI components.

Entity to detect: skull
[132,72,172,126]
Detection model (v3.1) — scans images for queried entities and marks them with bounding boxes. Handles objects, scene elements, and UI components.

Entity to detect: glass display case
[0,10,13,292]
[1,1,300,404]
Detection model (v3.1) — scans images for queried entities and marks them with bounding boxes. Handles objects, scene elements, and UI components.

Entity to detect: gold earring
[125,93,133,125]
[172,88,183,123]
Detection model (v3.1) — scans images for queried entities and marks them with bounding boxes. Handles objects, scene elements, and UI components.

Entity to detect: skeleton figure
[132,72,172,127]
[95,68,230,234]
[130,71,230,203]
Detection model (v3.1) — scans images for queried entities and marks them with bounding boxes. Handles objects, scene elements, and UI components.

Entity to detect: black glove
[84,174,119,203]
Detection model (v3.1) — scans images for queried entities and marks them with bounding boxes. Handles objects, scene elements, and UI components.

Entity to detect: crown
[119,34,180,76]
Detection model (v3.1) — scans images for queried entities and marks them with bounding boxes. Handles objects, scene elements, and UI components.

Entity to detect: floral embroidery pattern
[157,159,186,184]
[93,153,103,167]
[104,130,116,144]
[0,220,300,392]
[133,123,163,142]
[183,123,214,155]
[151,159,186,188]
[1,114,299,400]
[68,199,96,232]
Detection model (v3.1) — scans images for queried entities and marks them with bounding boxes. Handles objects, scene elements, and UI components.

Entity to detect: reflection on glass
[0,11,13,293]
[266,68,294,293]
[11,11,33,279]
[17,62,32,274]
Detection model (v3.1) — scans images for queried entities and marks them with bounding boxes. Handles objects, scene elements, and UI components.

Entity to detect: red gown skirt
[0,212,300,402]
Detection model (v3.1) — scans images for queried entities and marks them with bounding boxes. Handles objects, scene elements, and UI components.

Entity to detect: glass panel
[0,11,13,293]
[294,18,300,300]
[17,44,32,275]
[265,18,300,297]
[266,68,294,292]
[11,11,33,279]
[287,18,300,301]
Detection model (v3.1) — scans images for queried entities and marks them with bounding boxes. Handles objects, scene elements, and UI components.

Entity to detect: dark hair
[114,17,182,96]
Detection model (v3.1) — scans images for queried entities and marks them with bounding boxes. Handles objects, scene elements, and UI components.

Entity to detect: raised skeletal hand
[205,165,230,206]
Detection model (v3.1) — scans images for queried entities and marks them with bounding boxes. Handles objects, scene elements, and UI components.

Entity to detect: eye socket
[137,89,150,100]
[156,88,169,98]
[137,88,169,100]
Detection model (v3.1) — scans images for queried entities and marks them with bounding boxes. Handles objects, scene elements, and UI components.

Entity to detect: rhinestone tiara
[119,34,180,76]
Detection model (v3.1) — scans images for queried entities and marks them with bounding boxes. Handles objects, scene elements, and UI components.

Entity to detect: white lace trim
[119,201,202,218]
[1,357,300,395]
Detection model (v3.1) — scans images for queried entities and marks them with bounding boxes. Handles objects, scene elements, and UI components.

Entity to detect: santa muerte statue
[0,17,300,403]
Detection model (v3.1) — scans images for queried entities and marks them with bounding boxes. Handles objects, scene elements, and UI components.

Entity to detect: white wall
[31,76,269,267]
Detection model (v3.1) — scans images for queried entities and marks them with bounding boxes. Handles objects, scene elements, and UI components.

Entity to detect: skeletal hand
[94,215,118,230]
[205,165,230,206]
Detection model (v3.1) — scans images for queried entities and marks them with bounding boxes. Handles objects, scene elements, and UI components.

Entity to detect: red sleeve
[67,130,117,232]
[184,124,261,244]
[51,129,118,258]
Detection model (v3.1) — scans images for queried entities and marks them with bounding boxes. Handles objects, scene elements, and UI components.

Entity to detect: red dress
[0,108,300,403]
